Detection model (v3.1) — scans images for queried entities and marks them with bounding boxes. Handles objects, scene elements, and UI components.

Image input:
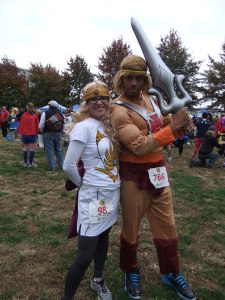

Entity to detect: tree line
[0,32,224,110]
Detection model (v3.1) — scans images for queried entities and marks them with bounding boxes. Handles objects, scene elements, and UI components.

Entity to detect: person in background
[206,112,212,124]
[11,107,20,140]
[172,135,189,157]
[215,113,225,133]
[112,54,195,300]
[39,100,64,171]
[15,107,28,143]
[17,102,39,167]
[62,81,120,300]
[0,106,9,137]
[191,112,211,158]
[189,126,221,168]
[215,114,225,167]
[16,107,26,121]
[165,144,172,162]
[7,109,13,130]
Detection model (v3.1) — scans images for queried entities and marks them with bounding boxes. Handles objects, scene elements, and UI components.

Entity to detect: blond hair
[11,107,18,116]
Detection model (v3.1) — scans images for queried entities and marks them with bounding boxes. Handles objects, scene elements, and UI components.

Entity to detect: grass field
[0,134,225,300]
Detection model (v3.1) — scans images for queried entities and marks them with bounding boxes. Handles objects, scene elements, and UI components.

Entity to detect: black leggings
[1,121,8,137]
[173,140,185,156]
[63,227,111,298]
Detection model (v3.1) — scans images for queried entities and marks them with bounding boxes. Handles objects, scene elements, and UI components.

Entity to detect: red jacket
[0,110,9,122]
[215,117,225,132]
[17,112,39,135]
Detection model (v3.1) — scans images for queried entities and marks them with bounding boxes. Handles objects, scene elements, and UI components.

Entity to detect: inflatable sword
[131,17,192,115]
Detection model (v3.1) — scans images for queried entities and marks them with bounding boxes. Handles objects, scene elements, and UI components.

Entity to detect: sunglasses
[87,96,109,104]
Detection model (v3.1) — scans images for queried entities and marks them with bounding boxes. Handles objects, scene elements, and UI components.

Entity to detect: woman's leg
[28,143,35,165]
[93,227,111,278]
[63,234,99,298]
[23,144,29,164]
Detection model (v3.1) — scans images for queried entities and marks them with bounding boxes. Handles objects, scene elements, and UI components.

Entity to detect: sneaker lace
[175,273,188,289]
[98,281,108,294]
[129,272,140,287]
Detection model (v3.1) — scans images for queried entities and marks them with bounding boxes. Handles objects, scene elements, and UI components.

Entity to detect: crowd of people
[0,100,69,170]
[1,101,224,172]
[189,112,225,169]
[1,54,225,300]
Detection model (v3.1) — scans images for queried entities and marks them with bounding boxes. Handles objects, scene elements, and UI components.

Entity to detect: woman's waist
[81,180,120,189]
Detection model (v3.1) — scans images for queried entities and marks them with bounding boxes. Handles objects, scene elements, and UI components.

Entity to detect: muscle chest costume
[112,94,181,275]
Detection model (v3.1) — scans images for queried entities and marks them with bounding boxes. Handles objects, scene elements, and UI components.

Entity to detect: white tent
[38,104,68,113]
[72,104,80,112]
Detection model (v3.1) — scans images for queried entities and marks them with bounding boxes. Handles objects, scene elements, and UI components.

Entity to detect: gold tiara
[120,69,147,74]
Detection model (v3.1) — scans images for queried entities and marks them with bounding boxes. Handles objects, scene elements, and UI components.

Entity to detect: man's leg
[2,122,8,137]
[44,132,55,170]
[148,187,179,275]
[198,156,207,167]
[192,137,203,157]
[148,187,195,300]
[54,132,64,168]
[207,152,219,168]
[120,179,149,299]
[178,140,184,156]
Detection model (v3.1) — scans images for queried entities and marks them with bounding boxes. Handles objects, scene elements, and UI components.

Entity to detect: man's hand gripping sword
[131,17,192,116]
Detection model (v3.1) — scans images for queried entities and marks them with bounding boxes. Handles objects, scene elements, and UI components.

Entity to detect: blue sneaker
[162,272,196,300]
[125,268,141,299]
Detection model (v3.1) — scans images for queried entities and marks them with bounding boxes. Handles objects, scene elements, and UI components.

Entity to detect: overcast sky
[0,0,224,73]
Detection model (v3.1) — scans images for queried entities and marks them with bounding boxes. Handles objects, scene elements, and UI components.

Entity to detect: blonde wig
[11,107,18,116]
[113,54,152,95]
[72,81,119,149]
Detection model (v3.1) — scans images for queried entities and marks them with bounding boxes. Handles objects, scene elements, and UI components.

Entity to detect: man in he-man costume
[112,54,196,300]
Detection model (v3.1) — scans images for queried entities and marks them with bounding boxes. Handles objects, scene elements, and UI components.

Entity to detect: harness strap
[116,100,152,132]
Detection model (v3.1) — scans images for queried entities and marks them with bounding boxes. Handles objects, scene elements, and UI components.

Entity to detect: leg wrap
[120,232,139,272]
[154,237,180,275]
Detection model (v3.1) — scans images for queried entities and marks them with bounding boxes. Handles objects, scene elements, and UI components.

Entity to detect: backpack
[46,112,64,132]
[6,133,13,141]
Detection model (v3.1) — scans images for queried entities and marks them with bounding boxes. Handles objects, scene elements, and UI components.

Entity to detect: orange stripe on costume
[154,126,175,147]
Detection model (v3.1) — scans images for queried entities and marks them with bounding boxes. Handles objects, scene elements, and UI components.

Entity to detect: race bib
[89,199,114,224]
[148,166,169,189]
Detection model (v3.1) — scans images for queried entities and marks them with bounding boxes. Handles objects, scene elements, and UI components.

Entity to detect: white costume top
[63,117,120,236]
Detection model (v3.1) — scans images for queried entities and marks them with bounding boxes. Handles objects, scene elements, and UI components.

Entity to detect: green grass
[0,137,225,299]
